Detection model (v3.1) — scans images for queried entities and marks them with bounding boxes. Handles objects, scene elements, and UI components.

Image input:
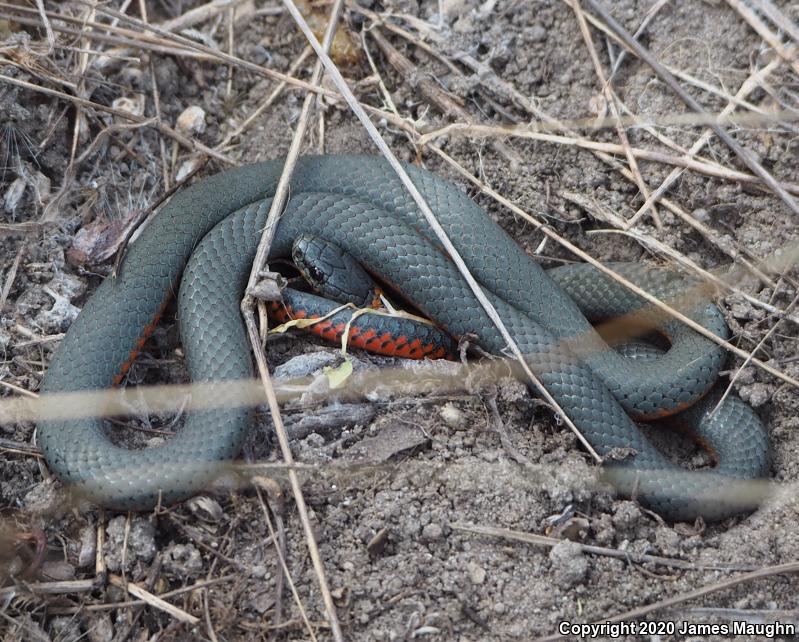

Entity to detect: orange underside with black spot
[112,292,454,388]
[267,301,454,360]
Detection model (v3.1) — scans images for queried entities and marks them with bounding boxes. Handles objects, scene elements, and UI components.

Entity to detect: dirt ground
[2,0,799,640]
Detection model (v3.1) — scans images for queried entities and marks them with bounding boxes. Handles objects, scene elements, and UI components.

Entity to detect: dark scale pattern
[271,288,456,359]
[38,156,769,519]
[291,235,377,307]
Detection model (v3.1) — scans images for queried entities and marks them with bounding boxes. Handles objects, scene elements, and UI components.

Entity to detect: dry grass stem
[570,0,661,228]
[240,1,347,638]
[585,0,799,220]
[367,27,521,165]
[107,575,199,625]
[253,486,318,640]
[450,523,759,571]
[419,123,799,194]
[283,0,603,463]
[727,0,799,77]
[590,228,799,326]
[158,0,251,33]
[215,46,313,151]
[427,144,799,389]
[750,0,799,45]
[631,56,784,224]
[532,561,799,641]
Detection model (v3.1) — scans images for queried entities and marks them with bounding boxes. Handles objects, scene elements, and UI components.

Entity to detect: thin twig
[727,0,799,77]
[589,228,799,326]
[630,55,783,225]
[138,0,171,191]
[108,575,199,625]
[608,0,670,79]
[240,1,347,639]
[450,523,758,571]
[0,245,24,312]
[585,0,799,220]
[532,561,799,641]
[214,47,313,151]
[253,485,317,640]
[280,0,603,464]
[750,0,799,45]
[426,144,799,389]
[367,26,521,166]
[418,124,799,196]
[160,0,250,33]
[713,290,799,415]
[570,0,661,229]
[0,75,236,167]
[33,0,54,53]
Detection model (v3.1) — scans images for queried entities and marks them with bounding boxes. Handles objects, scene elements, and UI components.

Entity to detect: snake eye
[310,266,325,283]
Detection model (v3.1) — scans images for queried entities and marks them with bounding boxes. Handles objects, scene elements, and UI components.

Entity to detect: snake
[37,155,770,521]
[267,234,457,360]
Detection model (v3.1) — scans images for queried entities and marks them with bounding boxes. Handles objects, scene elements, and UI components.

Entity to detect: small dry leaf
[67,210,140,267]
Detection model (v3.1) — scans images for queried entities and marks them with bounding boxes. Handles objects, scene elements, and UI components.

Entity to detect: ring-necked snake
[38,155,770,520]
[268,234,457,360]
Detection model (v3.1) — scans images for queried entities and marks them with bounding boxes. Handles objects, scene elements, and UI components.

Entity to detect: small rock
[612,501,643,532]
[187,496,224,523]
[421,523,443,542]
[86,613,114,642]
[401,517,422,539]
[591,513,615,546]
[286,402,376,441]
[175,157,205,183]
[654,526,681,557]
[36,273,85,333]
[549,540,587,588]
[738,382,772,408]
[343,420,428,463]
[366,527,390,556]
[41,560,75,581]
[3,177,25,213]
[249,591,273,615]
[526,24,547,42]
[78,525,97,568]
[439,402,466,429]
[693,208,710,223]
[112,95,145,118]
[498,377,529,404]
[274,351,341,379]
[22,480,61,514]
[467,560,486,585]
[440,0,479,20]
[175,105,206,136]
[163,543,203,577]
[50,617,81,641]
[31,170,51,205]
[305,432,326,448]
[104,516,156,573]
